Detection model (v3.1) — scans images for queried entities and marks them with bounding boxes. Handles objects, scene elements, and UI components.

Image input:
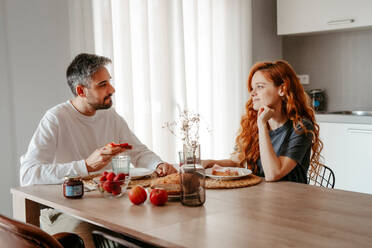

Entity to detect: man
[20,53,176,186]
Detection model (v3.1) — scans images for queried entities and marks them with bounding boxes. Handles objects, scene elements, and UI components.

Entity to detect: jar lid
[64,175,82,180]
[309,89,324,94]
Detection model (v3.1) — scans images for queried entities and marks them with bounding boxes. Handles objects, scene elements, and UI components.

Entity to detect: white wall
[252,0,282,62]
[0,0,72,217]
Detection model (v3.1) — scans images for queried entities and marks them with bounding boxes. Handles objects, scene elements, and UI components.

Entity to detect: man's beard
[88,95,113,110]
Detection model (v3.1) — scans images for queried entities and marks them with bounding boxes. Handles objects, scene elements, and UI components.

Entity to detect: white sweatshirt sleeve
[20,114,89,186]
[118,118,163,170]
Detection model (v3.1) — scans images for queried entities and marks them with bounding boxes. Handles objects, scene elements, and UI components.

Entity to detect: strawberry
[99,175,107,182]
[114,173,126,181]
[111,183,122,195]
[106,142,132,149]
[120,143,132,149]
[102,181,114,193]
[103,171,109,176]
[106,172,116,181]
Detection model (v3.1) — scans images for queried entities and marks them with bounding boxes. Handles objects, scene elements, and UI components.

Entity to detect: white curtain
[69,0,252,163]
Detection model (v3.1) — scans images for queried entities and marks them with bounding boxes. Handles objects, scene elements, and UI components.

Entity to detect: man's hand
[85,145,127,173]
[257,106,275,128]
[156,163,177,177]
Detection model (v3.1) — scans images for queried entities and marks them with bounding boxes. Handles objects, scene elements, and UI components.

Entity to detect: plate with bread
[205,165,252,180]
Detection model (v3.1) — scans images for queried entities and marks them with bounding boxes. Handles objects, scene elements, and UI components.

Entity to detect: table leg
[12,194,40,227]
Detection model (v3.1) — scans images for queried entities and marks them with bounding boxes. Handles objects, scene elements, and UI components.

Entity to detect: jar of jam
[63,176,84,199]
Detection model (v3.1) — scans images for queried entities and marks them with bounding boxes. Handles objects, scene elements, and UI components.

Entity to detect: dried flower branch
[162,110,211,150]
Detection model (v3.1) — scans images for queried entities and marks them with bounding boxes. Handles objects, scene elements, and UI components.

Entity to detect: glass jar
[63,176,84,199]
[308,89,325,112]
[179,144,205,207]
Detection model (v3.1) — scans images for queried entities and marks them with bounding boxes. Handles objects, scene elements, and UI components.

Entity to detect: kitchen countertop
[316,113,372,124]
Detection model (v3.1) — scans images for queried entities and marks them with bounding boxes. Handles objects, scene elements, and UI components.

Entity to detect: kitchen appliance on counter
[308,89,325,112]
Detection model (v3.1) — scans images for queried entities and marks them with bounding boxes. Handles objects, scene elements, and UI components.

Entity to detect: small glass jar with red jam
[63,176,84,199]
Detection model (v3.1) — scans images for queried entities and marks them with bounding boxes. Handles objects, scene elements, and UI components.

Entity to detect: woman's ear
[75,85,86,97]
[278,85,285,97]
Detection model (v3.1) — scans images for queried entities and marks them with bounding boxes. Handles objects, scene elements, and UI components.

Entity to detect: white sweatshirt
[20,101,163,186]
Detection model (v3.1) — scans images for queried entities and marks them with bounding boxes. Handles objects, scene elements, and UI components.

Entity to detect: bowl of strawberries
[94,171,130,198]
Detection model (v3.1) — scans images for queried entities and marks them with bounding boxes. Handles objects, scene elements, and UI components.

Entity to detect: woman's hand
[201,160,216,169]
[202,159,238,168]
[257,106,275,128]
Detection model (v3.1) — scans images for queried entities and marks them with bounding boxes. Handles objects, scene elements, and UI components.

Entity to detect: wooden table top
[11,181,372,247]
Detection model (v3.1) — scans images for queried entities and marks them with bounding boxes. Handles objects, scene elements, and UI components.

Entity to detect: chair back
[307,163,335,189]
[92,230,154,248]
[0,214,64,248]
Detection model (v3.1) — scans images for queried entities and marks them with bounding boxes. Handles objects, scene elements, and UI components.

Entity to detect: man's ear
[75,85,86,97]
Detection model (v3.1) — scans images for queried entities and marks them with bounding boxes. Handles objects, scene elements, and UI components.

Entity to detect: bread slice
[152,173,181,195]
[211,166,239,176]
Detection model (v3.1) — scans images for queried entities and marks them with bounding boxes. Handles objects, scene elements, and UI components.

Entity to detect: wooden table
[11,181,372,247]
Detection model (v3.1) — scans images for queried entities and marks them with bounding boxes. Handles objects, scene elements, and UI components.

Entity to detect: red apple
[128,186,147,205]
[150,188,168,206]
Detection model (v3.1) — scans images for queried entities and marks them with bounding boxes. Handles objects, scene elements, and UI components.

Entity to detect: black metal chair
[92,230,160,248]
[307,163,335,189]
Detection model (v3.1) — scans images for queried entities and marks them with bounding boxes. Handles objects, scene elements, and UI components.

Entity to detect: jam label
[65,185,83,197]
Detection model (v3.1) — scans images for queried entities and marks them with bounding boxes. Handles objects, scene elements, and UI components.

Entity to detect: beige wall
[283,28,372,111]
[252,0,283,63]
[0,0,16,218]
[0,0,72,217]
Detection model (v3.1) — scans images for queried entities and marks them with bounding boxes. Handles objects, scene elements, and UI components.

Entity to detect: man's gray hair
[66,53,112,96]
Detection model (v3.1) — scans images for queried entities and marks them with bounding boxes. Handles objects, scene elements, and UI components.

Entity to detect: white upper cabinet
[277,0,372,35]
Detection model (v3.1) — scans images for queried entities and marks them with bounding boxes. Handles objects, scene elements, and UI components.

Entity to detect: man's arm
[19,114,90,186]
[20,157,88,186]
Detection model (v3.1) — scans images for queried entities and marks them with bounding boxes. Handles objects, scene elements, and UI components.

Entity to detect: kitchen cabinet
[277,0,372,35]
[319,122,372,194]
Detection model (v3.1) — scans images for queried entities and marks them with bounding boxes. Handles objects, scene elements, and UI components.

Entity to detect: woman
[203,60,322,183]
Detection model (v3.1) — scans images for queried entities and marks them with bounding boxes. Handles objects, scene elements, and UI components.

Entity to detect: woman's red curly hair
[235,60,323,174]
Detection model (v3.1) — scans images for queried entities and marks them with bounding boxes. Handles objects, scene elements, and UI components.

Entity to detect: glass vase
[179,144,206,206]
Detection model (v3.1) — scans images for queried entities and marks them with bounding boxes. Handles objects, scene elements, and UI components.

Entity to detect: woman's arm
[257,107,297,181]
[258,123,297,181]
[201,159,238,168]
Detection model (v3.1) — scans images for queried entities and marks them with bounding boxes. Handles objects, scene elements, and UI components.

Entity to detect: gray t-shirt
[256,119,313,184]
